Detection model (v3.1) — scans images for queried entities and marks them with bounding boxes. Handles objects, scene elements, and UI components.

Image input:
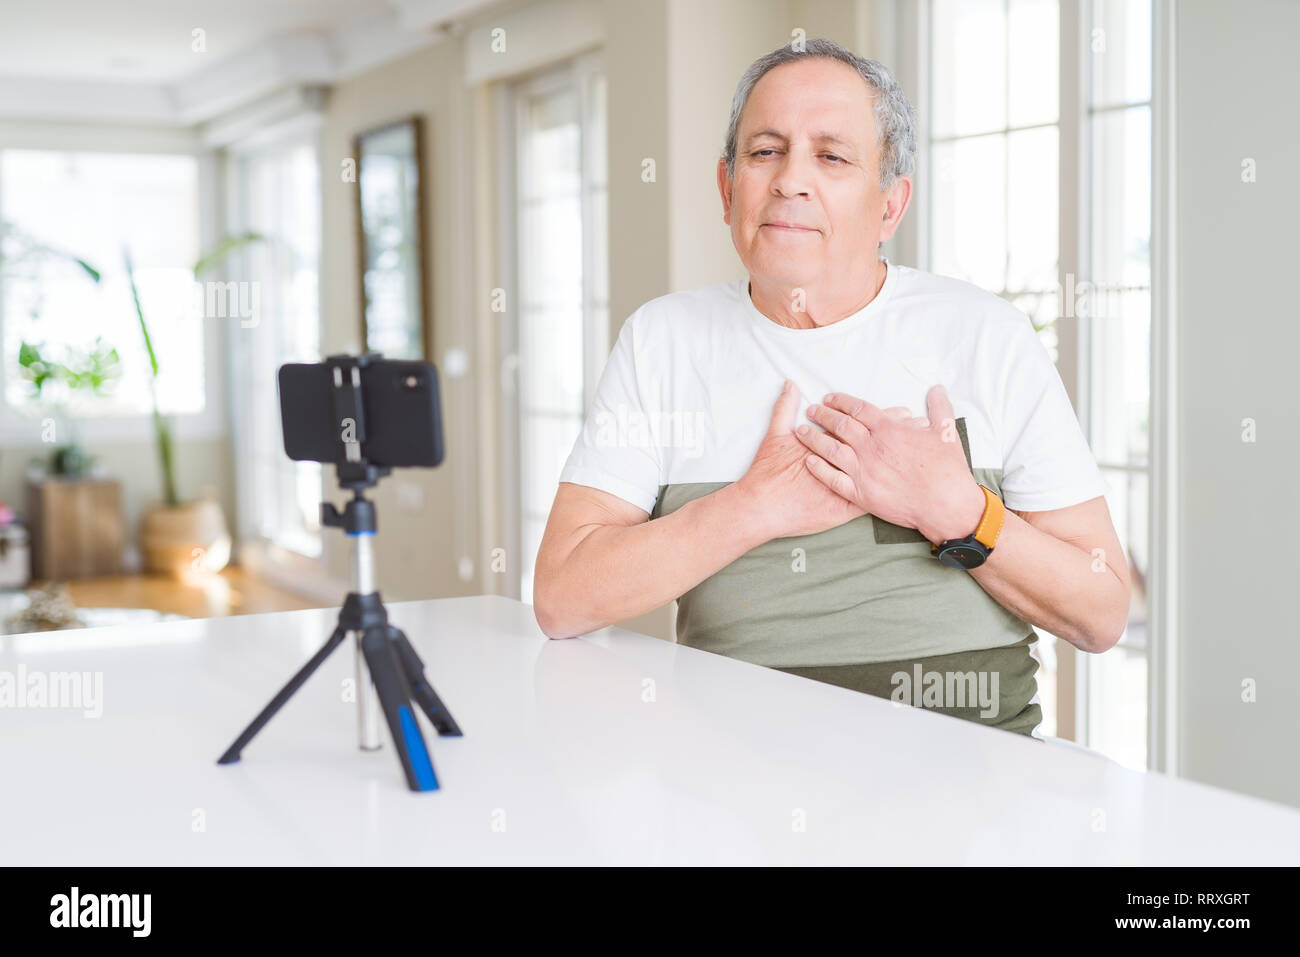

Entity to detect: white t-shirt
[559,261,1109,516]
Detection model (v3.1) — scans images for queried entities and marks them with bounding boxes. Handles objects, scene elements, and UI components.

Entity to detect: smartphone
[278,358,444,468]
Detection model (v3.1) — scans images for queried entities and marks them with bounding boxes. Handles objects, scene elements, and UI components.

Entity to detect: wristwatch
[931,484,1005,569]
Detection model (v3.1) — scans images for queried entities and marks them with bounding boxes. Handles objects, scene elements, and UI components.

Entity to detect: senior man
[533,38,1129,737]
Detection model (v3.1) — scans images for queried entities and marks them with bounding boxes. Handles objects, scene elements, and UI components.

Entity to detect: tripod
[217,462,462,792]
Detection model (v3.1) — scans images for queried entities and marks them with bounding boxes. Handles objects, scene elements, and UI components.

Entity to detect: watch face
[937,544,987,569]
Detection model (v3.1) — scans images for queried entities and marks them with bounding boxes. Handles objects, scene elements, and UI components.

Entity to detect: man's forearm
[536,483,767,638]
[966,510,1129,653]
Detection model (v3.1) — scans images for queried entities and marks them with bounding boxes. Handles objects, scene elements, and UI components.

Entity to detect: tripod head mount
[321,492,378,536]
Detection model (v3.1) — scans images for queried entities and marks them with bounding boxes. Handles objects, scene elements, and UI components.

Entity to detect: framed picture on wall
[354,116,430,360]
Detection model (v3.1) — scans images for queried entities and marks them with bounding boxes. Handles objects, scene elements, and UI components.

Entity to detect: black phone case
[278,360,444,468]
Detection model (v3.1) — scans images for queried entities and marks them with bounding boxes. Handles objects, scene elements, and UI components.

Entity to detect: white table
[2,594,1297,865]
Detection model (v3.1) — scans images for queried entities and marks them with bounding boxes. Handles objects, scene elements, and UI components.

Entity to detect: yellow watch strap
[972,484,1005,550]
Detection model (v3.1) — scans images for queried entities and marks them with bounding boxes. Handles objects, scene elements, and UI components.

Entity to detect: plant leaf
[192,231,268,278]
[124,247,159,379]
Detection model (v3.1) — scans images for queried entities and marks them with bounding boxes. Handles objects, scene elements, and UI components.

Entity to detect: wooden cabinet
[26,478,124,580]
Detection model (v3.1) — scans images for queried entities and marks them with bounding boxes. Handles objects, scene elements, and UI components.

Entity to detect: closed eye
[750,149,846,164]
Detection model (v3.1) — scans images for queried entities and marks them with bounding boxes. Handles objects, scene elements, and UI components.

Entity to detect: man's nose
[770,150,814,198]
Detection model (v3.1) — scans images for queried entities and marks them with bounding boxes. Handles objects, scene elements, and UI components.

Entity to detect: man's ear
[717,158,733,225]
[878,175,912,243]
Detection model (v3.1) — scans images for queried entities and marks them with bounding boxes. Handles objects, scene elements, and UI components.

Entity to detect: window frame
[1145,0,1178,777]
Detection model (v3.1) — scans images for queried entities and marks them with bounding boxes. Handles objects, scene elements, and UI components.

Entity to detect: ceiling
[0,0,394,83]
[0,0,500,125]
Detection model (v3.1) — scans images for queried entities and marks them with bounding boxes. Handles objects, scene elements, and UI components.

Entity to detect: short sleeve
[998,319,1110,511]
[556,311,662,514]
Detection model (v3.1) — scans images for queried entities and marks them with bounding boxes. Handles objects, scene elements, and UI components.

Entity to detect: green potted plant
[130,234,265,577]
[1,220,106,475]
[17,338,122,476]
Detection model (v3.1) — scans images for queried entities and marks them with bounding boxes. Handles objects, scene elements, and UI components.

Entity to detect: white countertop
[2,594,1297,865]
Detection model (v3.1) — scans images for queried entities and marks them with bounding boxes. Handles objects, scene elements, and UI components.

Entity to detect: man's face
[718,57,908,289]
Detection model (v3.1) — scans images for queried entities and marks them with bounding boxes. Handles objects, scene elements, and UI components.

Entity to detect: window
[502,53,608,602]
[0,150,203,419]
[929,0,1062,354]
[228,138,322,559]
[924,0,1154,765]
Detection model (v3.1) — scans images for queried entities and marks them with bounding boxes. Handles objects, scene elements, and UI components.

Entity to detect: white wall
[318,41,483,603]
[1174,0,1300,808]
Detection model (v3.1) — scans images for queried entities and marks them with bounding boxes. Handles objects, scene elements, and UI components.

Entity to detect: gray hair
[721,38,917,190]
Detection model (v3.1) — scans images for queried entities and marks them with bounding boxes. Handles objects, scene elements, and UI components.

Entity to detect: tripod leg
[361,625,440,792]
[389,627,463,737]
[218,626,349,765]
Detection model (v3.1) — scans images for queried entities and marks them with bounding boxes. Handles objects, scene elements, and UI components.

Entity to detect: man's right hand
[732,379,867,542]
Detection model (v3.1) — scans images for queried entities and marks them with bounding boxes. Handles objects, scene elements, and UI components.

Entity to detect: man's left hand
[792,384,988,546]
